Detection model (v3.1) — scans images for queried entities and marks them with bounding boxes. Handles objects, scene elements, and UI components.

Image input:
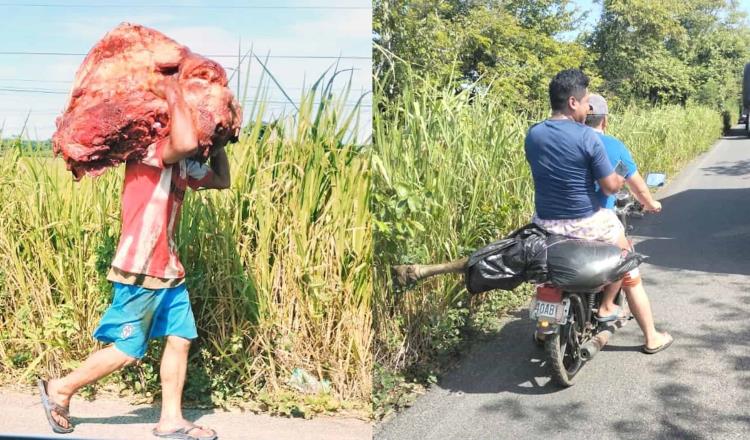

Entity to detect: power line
[0,51,370,60]
[0,110,60,113]
[0,88,372,105]
[0,78,71,84]
[0,79,373,94]
[247,99,371,107]
[0,87,67,94]
[0,91,371,106]
[0,2,370,10]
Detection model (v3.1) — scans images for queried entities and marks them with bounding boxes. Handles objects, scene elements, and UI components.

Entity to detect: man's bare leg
[46,345,137,429]
[597,232,635,318]
[154,336,214,437]
[598,232,671,348]
[624,281,672,349]
[597,279,624,318]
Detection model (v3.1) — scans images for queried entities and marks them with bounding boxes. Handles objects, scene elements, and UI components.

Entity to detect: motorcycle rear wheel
[546,293,586,387]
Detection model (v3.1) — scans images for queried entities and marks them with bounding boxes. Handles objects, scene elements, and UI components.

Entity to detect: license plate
[536,301,562,320]
[532,300,563,322]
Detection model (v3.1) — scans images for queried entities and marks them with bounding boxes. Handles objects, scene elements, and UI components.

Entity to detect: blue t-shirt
[595,133,637,209]
[524,119,613,220]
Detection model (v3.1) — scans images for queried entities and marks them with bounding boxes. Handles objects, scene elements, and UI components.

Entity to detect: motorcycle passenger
[524,69,673,354]
[584,93,672,353]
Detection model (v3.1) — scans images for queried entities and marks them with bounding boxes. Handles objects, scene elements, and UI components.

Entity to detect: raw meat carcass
[52,23,242,180]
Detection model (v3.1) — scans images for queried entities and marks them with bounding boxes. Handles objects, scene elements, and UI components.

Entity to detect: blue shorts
[93,282,198,359]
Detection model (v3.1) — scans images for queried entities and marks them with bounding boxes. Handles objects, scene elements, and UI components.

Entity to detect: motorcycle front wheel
[546,293,586,387]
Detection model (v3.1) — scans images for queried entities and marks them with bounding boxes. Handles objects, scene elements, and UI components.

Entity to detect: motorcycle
[530,173,666,387]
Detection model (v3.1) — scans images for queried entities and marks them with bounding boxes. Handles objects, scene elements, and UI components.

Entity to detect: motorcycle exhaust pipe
[580,331,611,360]
[580,319,628,361]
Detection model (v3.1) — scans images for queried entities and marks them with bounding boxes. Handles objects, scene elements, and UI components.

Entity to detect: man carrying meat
[38,76,228,440]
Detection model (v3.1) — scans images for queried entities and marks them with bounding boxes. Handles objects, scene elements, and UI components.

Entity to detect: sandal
[642,333,674,354]
[153,425,218,440]
[595,306,629,323]
[38,378,74,434]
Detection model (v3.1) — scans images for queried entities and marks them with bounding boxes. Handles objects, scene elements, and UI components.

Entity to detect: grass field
[0,77,373,417]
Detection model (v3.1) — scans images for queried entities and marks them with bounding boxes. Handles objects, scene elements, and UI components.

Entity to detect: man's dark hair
[585,114,605,128]
[549,69,589,112]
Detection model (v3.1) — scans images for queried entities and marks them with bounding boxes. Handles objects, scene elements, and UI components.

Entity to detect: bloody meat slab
[52,23,242,180]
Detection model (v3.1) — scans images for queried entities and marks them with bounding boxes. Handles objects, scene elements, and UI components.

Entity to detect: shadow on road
[72,406,215,426]
[702,159,750,177]
[633,187,750,275]
[718,126,748,140]
[427,302,750,438]
[378,130,750,439]
[608,323,750,439]
[429,184,750,436]
[437,312,559,397]
[612,182,750,437]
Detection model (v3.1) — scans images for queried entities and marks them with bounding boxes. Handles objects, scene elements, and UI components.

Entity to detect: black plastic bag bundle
[465,224,549,294]
[465,224,648,294]
[546,237,647,291]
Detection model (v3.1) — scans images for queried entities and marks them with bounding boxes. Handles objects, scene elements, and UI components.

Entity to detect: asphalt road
[376,127,750,440]
[0,388,371,440]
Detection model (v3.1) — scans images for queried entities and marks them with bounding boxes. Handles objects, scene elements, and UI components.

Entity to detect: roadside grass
[371,71,722,419]
[0,71,373,418]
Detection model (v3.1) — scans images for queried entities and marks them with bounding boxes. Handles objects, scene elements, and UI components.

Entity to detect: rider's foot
[596,304,626,321]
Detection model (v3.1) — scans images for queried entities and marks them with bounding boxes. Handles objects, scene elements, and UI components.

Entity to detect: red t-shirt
[110,140,213,279]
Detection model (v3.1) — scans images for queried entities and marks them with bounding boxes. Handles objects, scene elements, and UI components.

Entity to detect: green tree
[589,0,749,107]
[374,0,593,106]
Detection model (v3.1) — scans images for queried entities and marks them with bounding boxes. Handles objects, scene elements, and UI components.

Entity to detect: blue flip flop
[38,378,74,434]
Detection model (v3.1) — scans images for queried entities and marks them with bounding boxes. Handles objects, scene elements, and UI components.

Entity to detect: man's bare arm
[626,171,661,212]
[199,147,231,190]
[151,76,200,165]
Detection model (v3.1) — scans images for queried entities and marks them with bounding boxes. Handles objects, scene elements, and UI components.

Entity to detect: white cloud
[59,14,178,42]
[160,25,240,56]
[0,65,19,79]
[287,9,372,40]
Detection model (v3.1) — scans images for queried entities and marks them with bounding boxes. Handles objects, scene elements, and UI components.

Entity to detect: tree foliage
[375,0,750,110]
[589,0,750,108]
[374,0,591,106]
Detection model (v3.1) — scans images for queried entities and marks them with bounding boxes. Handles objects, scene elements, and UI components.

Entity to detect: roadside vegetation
[372,0,741,418]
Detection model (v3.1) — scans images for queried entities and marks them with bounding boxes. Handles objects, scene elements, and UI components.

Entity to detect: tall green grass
[372,73,722,415]
[607,104,721,177]
[0,76,372,414]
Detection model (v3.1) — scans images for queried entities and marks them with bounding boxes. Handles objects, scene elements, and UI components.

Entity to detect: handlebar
[614,191,643,219]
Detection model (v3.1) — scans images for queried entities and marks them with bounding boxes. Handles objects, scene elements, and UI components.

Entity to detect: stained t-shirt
[109,139,213,281]
[524,119,613,220]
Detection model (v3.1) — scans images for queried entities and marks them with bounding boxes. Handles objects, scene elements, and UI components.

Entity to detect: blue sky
[0,1,371,140]
[3,1,749,141]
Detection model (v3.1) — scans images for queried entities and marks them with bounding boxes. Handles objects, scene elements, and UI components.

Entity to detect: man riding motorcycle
[584,93,672,354]
[525,69,673,354]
